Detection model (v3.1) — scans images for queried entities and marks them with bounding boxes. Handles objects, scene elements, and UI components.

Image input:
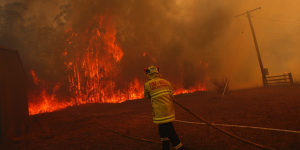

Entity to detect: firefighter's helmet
[144,65,159,75]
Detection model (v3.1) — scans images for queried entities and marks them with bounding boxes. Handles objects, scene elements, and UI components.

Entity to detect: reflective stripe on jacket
[144,77,175,124]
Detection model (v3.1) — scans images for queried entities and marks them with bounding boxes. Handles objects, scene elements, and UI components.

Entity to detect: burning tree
[28,15,207,115]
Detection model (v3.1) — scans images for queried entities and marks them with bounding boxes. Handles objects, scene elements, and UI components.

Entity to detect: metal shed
[0,48,29,144]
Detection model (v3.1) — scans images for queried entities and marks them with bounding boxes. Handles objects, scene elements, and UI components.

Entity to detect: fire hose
[172,98,276,150]
[93,99,276,150]
[173,119,300,134]
[75,99,276,149]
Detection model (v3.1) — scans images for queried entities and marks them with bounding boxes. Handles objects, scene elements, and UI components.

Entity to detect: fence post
[288,73,294,84]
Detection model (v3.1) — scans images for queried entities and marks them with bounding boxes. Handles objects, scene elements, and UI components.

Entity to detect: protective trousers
[159,122,183,150]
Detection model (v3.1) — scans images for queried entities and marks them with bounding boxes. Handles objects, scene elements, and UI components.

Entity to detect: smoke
[0,0,70,84]
[220,0,300,88]
[0,0,299,91]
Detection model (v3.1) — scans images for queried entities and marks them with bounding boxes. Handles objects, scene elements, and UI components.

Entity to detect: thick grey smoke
[0,0,299,91]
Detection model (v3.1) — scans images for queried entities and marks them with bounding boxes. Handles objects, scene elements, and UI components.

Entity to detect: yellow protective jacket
[144,75,175,124]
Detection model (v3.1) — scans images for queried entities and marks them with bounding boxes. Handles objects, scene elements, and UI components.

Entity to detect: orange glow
[28,88,72,115]
[28,15,207,115]
[30,70,40,85]
[142,52,147,57]
[65,16,127,105]
[28,70,73,115]
[174,84,206,95]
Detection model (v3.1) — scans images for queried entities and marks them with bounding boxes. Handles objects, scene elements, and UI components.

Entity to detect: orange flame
[28,15,207,115]
[174,84,206,95]
[65,16,129,104]
[28,70,73,115]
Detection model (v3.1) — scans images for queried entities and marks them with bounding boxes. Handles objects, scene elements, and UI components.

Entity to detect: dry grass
[2,86,300,150]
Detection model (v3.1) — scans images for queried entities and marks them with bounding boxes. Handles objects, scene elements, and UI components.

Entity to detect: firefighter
[144,65,188,150]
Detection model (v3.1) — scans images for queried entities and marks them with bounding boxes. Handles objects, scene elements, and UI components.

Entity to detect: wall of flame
[28,15,206,115]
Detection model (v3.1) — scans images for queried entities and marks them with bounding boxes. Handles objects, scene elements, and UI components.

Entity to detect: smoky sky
[1,0,299,90]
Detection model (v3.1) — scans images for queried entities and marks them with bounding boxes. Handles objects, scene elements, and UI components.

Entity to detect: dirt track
[4,86,300,150]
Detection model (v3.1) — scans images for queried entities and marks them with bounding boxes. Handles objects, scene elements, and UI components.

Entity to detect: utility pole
[235,7,268,86]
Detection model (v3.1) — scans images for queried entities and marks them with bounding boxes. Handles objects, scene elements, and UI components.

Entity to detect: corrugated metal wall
[0,48,28,144]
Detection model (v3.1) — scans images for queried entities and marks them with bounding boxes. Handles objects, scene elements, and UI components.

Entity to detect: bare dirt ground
[3,85,300,150]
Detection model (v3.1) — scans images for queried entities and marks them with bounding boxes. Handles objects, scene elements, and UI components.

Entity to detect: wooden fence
[265,72,294,86]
